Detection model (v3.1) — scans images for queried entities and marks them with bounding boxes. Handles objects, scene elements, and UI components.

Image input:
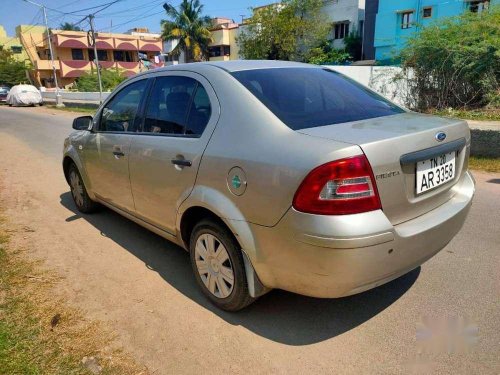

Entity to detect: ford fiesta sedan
[63,61,475,311]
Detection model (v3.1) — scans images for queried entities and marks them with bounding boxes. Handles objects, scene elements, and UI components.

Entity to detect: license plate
[416,152,456,194]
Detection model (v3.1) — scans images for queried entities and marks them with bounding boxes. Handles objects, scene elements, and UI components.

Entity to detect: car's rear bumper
[248,171,475,298]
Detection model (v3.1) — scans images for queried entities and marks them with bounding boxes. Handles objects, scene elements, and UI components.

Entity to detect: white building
[322,0,365,49]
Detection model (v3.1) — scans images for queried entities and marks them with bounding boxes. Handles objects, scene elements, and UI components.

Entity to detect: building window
[401,11,414,29]
[334,22,349,40]
[469,0,489,13]
[71,49,84,60]
[113,50,124,61]
[88,49,108,62]
[113,50,134,62]
[223,45,230,56]
[10,46,22,54]
[422,7,432,18]
[208,46,221,57]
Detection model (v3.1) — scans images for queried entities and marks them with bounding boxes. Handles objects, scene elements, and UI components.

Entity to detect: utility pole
[88,14,103,104]
[24,0,64,107]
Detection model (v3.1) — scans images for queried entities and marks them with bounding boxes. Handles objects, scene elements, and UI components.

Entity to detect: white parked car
[6,84,43,107]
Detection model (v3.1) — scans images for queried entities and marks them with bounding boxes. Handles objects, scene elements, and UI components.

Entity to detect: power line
[108,10,165,32]
[45,0,125,16]
[1,8,43,46]
[97,0,165,17]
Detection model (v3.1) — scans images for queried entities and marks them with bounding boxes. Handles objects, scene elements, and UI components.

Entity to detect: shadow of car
[60,191,420,345]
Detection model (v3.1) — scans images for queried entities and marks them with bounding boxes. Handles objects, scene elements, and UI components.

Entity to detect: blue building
[374,0,498,62]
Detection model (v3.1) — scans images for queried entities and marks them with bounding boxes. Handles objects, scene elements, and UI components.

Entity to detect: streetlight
[23,0,64,107]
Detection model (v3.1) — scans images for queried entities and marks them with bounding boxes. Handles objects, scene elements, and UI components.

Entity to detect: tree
[59,22,82,31]
[399,8,500,110]
[161,0,213,62]
[237,0,329,61]
[0,49,29,86]
[75,68,127,92]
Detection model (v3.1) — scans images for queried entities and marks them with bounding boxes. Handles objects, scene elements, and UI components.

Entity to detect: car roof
[203,60,318,72]
[135,60,319,78]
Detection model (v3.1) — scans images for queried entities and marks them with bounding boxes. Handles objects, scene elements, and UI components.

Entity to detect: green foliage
[75,68,127,92]
[161,0,213,62]
[400,8,500,110]
[237,0,329,61]
[58,22,82,31]
[0,49,29,86]
[305,40,351,65]
[343,32,362,61]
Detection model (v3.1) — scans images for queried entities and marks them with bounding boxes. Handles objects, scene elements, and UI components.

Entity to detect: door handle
[113,151,125,157]
[171,159,192,167]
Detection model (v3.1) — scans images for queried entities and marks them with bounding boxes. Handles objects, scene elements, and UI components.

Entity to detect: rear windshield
[231,68,405,130]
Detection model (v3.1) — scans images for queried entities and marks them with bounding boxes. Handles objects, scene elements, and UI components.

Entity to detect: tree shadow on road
[60,192,419,346]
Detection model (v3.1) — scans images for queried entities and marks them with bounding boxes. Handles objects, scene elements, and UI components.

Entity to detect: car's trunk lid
[298,112,470,225]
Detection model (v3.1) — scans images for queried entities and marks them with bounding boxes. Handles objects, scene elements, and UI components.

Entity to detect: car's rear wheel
[68,164,98,213]
[190,219,255,311]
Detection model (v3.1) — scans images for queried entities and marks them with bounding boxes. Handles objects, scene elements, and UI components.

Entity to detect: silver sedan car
[63,61,475,311]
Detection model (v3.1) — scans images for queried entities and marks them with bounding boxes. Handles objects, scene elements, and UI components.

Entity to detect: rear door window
[142,76,211,137]
[143,76,196,135]
[185,85,211,136]
[231,68,405,130]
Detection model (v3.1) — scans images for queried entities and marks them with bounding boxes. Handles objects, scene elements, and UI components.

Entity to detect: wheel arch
[178,189,271,298]
[62,148,95,200]
[62,155,75,184]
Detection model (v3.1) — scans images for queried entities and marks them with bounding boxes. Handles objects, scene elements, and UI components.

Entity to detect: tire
[190,219,255,311]
[68,164,98,213]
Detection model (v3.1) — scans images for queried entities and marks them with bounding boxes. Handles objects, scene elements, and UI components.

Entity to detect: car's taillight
[293,155,382,215]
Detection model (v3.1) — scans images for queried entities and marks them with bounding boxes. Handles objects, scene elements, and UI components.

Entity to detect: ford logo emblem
[435,132,446,142]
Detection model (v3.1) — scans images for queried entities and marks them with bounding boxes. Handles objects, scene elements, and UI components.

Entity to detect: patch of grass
[429,108,500,121]
[47,105,97,114]
[0,220,147,374]
[469,156,500,173]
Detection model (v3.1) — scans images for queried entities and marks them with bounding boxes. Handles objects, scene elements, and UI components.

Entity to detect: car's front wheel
[190,219,255,311]
[68,164,98,213]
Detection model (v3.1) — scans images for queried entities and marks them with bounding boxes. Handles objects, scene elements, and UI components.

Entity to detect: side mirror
[72,116,93,131]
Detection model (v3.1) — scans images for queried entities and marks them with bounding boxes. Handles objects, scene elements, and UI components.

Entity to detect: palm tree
[161,0,213,62]
[59,22,82,31]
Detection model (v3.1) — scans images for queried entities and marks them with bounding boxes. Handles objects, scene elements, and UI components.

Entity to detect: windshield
[231,68,405,130]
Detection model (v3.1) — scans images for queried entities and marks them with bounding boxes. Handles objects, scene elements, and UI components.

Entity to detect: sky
[0,0,272,36]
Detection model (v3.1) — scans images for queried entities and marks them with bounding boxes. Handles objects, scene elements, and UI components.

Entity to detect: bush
[399,8,500,110]
[305,40,351,65]
[343,32,362,61]
[75,68,127,92]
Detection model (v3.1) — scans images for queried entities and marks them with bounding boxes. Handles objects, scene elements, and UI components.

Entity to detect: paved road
[467,120,500,131]
[0,105,499,374]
